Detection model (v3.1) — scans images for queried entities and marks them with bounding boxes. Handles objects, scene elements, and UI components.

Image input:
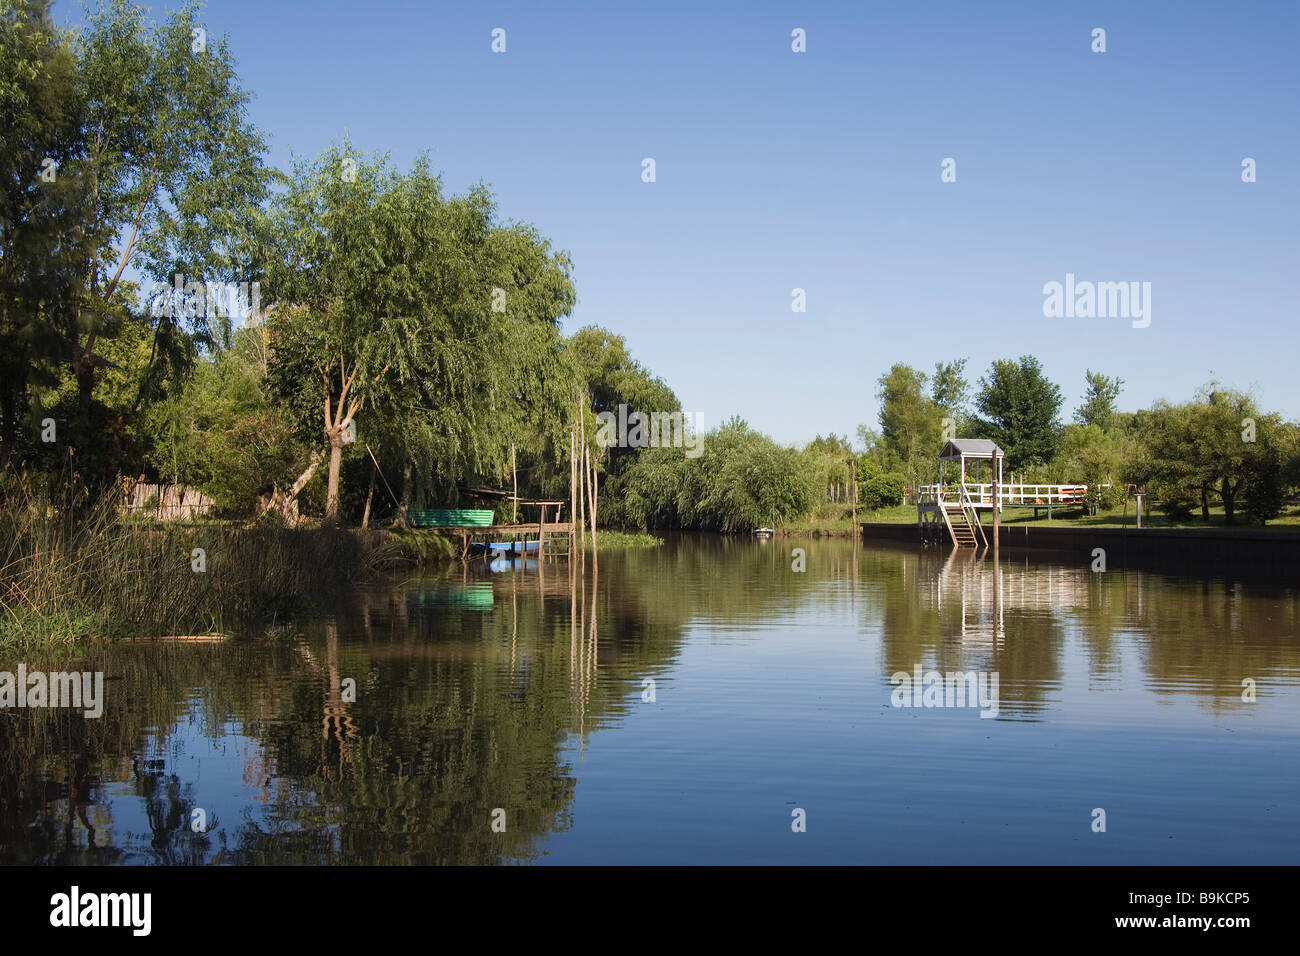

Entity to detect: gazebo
[938,438,1004,505]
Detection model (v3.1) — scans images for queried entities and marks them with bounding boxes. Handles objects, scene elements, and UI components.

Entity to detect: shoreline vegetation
[0,480,665,649]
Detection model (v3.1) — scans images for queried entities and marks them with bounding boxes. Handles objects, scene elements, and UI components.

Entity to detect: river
[2,535,1297,864]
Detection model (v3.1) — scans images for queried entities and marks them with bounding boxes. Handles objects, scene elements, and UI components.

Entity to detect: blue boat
[470,539,541,556]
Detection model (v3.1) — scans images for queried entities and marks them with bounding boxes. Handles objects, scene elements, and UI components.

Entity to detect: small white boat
[753,527,774,537]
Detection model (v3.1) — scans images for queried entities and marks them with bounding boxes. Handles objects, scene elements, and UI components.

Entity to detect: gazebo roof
[938,438,1004,461]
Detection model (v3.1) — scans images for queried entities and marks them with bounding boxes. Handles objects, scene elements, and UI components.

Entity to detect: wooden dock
[409,510,574,560]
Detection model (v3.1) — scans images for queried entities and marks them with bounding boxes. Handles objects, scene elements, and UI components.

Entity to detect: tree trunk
[324,432,344,526]
[396,458,412,527]
[1200,484,1210,521]
[361,460,377,529]
[586,443,597,551]
[1221,479,1236,524]
[281,447,325,525]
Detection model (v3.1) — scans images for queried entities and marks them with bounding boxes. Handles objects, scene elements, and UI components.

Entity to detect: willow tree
[391,218,576,513]
[263,147,575,525]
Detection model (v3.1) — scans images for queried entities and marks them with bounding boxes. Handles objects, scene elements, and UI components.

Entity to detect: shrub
[860,471,906,510]
[1157,487,1197,521]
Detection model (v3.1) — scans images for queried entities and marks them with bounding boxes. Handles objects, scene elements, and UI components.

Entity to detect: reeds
[0,475,391,648]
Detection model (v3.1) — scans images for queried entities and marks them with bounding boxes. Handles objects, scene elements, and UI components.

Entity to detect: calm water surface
[2,536,1298,864]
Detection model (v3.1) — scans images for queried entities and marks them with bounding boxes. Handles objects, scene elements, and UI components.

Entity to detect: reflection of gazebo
[938,439,1004,503]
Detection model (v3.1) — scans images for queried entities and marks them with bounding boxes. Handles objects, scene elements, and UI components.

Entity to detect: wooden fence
[119,480,215,521]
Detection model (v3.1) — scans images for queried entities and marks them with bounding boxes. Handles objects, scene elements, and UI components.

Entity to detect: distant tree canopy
[617,418,813,532]
[1131,385,1287,524]
[877,363,943,488]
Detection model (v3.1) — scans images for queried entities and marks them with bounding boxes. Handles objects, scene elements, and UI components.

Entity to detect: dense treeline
[859,357,1300,524]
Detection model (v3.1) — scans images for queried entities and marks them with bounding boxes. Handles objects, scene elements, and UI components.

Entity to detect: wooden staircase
[940,485,988,549]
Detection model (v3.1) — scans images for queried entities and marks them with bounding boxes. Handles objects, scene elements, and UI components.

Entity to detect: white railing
[916,483,1090,507]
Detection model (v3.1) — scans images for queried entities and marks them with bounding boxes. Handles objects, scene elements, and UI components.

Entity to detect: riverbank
[0,487,406,649]
[386,527,662,565]
[860,520,1300,577]
[2,502,663,648]
[777,505,915,537]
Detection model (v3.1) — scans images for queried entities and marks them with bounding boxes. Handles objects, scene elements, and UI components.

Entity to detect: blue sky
[56,0,1299,444]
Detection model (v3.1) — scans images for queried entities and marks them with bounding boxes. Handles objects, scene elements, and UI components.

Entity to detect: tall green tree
[0,0,81,467]
[5,0,270,479]
[931,358,970,432]
[568,325,678,503]
[1074,370,1124,432]
[877,363,942,493]
[973,355,1064,470]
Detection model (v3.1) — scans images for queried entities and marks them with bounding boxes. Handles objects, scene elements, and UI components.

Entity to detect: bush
[859,471,906,510]
[1158,487,1197,521]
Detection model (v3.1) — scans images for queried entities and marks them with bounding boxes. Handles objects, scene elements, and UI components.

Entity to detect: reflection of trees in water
[221,557,630,864]
[1127,575,1300,713]
[4,537,1297,862]
[128,755,213,864]
[864,540,1300,719]
[868,547,1065,719]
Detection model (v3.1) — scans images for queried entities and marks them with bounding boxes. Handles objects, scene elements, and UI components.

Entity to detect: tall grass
[0,477,397,649]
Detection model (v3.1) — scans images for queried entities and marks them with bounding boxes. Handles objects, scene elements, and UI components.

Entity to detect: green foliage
[139,328,305,514]
[801,433,853,504]
[1157,487,1197,522]
[1052,424,1125,512]
[619,419,813,532]
[877,363,942,489]
[857,464,907,511]
[1130,385,1286,525]
[568,325,679,500]
[261,145,576,521]
[1,0,271,479]
[973,355,1064,470]
[931,358,971,431]
[1075,370,1124,432]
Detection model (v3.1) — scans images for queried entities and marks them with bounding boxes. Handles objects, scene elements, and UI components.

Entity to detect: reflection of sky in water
[86,698,285,863]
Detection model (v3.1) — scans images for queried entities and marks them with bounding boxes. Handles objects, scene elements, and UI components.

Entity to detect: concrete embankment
[860,522,1300,578]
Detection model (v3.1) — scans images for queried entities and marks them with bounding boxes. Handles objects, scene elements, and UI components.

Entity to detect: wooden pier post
[586,440,597,553]
[992,454,1000,553]
[578,401,586,555]
[570,423,578,556]
[850,456,856,531]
